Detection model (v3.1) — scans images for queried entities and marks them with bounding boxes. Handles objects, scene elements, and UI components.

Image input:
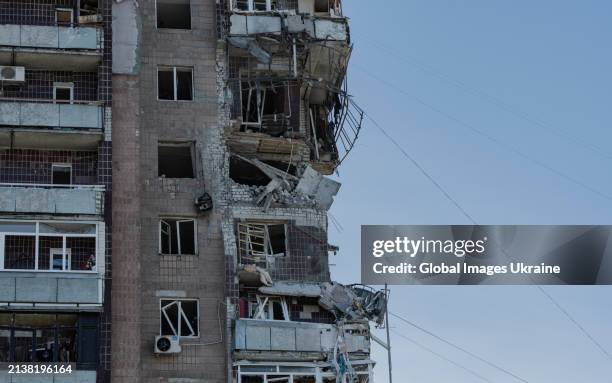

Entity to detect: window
[237,222,287,266]
[52,164,72,185]
[158,142,195,178]
[156,0,191,29]
[56,8,73,25]
[159,218,196,255]
[234,0,297,11]
[240,80,295,135]
[0,221,97,272]
[53,83,73,104]
[160,299,198,337]
[250,295,289,321]
[158,66,193,101]
[0,313,82,363]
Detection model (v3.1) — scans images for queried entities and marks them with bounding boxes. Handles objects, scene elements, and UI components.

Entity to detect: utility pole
[385,284,393,383]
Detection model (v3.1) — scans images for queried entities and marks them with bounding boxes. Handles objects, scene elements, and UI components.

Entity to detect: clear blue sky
[329,1,612,382]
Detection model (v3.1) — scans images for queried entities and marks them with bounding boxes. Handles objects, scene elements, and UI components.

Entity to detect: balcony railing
[234,319,370,354]
[0,24,102,50]
[0,99,103,130]
[0,183,105,215]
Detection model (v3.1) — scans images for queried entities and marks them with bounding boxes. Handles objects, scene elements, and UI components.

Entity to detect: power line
[390,329,493,382]
[390,312,530,382]
[354,64,612,202]
[354,34,612,160]
[536,285,612,360]
[363,111,611,365]
[363,112,477,223]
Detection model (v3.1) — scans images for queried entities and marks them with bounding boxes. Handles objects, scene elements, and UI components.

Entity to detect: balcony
[234,319,370,355]
[229,14,349,41]
[0,184,105,216]
[0,101,104,149]
[0,24,102,70]
[0,272,101,305]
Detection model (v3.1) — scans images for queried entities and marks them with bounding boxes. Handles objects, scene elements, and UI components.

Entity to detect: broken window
[240,81,294,136]
[52,164,72,185]
[53,82,73,104]
[158,66,193,101]
[250,296,289,321]
[160,299,198,337]
[157,0,191,29]
[158,142,195,178]
[238,222,286,265]
[56,8,73,25]
[159,218,196,255]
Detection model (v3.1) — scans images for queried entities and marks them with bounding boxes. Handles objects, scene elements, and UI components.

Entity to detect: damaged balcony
[230,156,340,210]
[0,184,105,216]
[0,100,104,149]
[227,0,349,42]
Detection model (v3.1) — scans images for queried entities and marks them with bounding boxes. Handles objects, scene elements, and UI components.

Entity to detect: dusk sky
[329,1,612,382]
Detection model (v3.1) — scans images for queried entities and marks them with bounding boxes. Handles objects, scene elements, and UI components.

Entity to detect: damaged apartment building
[111,0,383,382]
[0,0,112,382]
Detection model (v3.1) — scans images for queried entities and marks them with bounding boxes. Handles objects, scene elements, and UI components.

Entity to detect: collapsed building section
[215,1,382,382]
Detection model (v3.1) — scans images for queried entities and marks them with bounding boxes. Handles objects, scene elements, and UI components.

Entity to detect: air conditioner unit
[154,335,181,354]
[0,66,25,83]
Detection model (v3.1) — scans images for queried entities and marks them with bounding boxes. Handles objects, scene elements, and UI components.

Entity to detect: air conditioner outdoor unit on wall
[0,66,25,83]
[154,335,181,354]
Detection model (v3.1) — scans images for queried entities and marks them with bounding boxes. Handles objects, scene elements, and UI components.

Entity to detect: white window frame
[51,163,72,185]
[0,219,99,274]
[50,248,72,271]
[53,82,74,104]
[55,8,74,25]
[238,222,287,264]
[160,299,199,338]
[251,295,289,321]
[157,66,193,101]
[159,218,197,255]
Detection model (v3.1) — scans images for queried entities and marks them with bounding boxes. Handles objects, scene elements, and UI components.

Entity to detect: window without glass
[53,83,73,103]
[158,67,193,101]
[157,0,191,29]
[159,218,196,255]
[160,299,198,337]
[158,142,194,178]
[52,164,72,185]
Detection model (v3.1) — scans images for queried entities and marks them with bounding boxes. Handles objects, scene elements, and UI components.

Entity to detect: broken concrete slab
[295,165,341,210]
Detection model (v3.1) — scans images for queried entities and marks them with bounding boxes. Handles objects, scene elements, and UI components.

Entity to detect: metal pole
[385,284,393,383]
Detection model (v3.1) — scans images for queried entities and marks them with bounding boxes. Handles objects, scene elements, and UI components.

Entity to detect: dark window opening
[157,0,191,29]
[160,218,196,255]
[54,88,71,102]
[158,69,174,100]
[158,143,194,178]
[314,0,329,13]
[52,164,72,185]
[230,156,271,186]
[267,224,286,255]
[160,300,198,337]
[158,67,193,101]
[176,70,193,100]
